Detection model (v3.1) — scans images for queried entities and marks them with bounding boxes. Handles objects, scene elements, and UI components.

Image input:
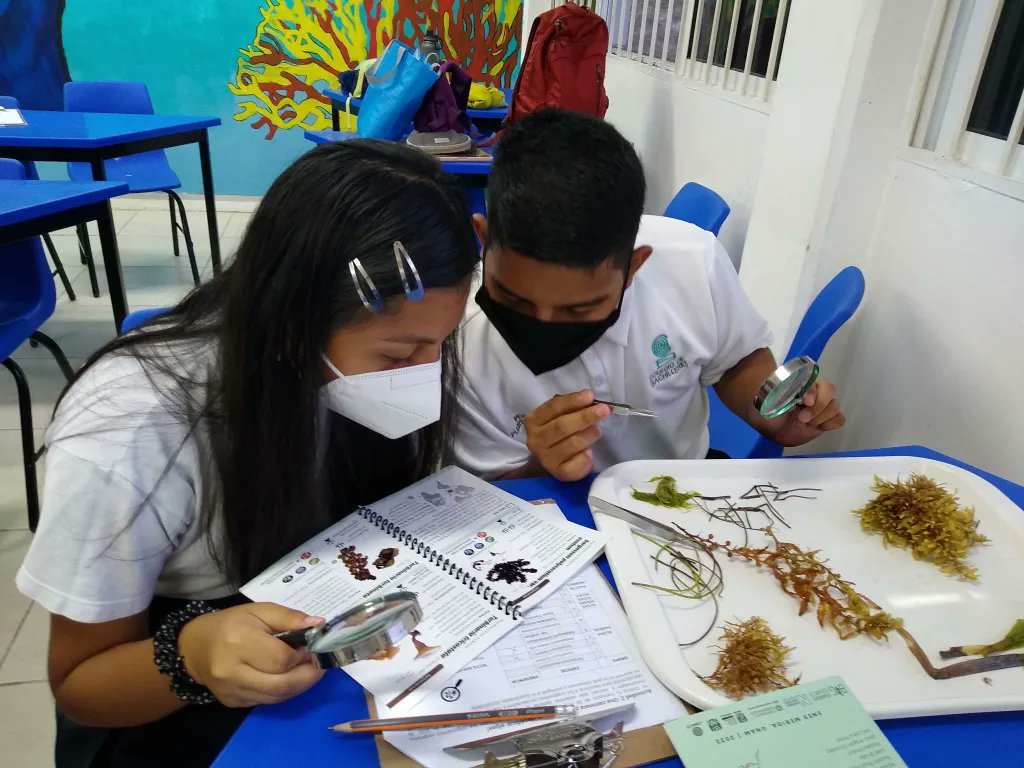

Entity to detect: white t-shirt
[453,215,773,479]
[16,342,233,624]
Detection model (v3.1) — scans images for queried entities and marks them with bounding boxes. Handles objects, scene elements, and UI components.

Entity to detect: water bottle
[421,28,443,66]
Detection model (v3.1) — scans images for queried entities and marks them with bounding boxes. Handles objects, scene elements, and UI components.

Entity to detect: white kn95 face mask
[319,354,441,439]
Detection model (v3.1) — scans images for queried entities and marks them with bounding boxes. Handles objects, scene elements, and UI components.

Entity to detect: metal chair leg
[77,224,100,298]
[29,332,75,382]
[2,358,39,531]
[170,193,180,257]
[169,190,201,286]
[43,233,77,302]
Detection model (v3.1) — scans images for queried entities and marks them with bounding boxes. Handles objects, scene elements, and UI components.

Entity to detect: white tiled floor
[0,196,253,766]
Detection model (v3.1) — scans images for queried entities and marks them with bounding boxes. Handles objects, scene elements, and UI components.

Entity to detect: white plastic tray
[590,456,1024,719]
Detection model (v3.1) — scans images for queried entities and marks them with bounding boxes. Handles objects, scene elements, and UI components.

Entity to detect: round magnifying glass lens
[311,593,419,653]
[758,358,819,418]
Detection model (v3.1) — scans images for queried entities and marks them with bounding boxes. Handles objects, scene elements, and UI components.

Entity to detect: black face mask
[475,279,627,376]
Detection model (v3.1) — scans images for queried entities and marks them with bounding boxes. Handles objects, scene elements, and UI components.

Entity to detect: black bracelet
[153,600,219,706]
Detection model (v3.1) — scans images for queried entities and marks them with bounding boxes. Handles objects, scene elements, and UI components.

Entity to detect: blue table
[0,179,130,326]
[304,129,491,217]
[215,445,1024,768]
[0,110,223,273]
[325,87,511,133]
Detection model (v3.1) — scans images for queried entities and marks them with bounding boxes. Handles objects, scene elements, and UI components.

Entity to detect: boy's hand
[769,377,845,447]
[525,391,612,482]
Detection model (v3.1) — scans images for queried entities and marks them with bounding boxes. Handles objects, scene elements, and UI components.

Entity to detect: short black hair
[487,109,646,270]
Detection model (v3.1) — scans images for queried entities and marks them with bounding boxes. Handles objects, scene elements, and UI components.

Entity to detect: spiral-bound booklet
[241,466,606,712]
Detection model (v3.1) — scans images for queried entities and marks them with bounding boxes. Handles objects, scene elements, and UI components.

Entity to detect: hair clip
[349,258,384,312]
[394,241,425,302]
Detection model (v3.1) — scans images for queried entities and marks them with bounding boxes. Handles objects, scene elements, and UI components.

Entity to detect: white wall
[737,0,880,357]
[810,158,1024,484]
[604,60,769,265]
[756,0,1024,484]
[534,1,1024,479]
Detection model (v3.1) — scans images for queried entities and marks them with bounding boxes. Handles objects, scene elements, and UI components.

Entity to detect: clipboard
[365,500,689,768]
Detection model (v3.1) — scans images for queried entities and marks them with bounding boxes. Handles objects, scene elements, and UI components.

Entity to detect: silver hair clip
[349,258,384,313]
[394,241,425,302]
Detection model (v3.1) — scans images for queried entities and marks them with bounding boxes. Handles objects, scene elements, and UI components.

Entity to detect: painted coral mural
[229,0,522,140]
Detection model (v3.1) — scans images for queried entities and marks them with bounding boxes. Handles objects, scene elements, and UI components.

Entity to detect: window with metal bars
[602,0,791,84]
[913,0,1024,182]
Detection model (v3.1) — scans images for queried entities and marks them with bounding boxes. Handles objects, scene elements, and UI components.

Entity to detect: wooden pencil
[330,705,575,733]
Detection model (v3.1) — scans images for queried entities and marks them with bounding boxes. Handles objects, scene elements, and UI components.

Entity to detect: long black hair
[54,141,479,583]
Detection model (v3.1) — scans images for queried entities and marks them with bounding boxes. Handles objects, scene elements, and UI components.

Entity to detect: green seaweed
[631,476,700,509]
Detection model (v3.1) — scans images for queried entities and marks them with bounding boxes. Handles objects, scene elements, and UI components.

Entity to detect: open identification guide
[373,502,687,767]
[242,467,606,711]
[378,546,687,767]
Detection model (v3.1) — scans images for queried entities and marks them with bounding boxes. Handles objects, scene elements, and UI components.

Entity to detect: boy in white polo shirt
[454,109,845,481]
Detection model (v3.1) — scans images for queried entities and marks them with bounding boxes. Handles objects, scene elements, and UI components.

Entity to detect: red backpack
[508,2,609,126]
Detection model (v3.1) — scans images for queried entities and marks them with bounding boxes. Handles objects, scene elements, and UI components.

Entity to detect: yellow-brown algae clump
[701,617,800,699]
[853,474,988,580]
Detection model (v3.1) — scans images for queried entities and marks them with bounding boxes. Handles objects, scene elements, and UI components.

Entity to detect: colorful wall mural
[0,0,521,193]
[229,0,522,140]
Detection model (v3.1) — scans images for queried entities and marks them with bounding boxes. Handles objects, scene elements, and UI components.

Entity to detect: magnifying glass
[274,591,421,669]
[753,356,820,419]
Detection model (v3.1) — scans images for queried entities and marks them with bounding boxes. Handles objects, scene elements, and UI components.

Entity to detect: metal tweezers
[593,399,657,418]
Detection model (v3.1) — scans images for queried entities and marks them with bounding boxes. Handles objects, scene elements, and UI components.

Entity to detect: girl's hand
[178,603,326,708]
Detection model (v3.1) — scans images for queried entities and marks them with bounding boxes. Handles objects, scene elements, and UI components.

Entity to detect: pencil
[329,705,575,733]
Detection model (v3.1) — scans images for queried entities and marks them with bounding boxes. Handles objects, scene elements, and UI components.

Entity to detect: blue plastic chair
[0,159,75,530]
[663,182,731,236]
[120,306,171,334]
[0,95,76,300]
[64,81,201,296]
[707,267,866,459]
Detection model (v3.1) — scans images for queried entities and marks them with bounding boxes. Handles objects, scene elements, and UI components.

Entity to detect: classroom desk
[0,110,223,273]
[303,129,491,217]
[215,445,1024,768]
[325,87,511,133]
[0,179,129,326]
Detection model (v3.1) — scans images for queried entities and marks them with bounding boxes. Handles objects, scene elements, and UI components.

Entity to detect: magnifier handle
[273,627,311,650]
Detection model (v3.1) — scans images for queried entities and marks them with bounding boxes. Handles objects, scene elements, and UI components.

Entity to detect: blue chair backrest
[786,266,866,360]
[663,182,731,236]
[0,97,39,180]
[0,161,56,338]
[0,157,25,181]
[706,266,866,460]
[120,306,172,334]
[64,81,155,116]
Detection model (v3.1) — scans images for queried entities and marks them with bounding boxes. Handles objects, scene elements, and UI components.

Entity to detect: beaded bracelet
[153,600,219,705]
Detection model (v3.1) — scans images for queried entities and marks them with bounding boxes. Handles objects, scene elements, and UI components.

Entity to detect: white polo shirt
[453,215,773,479]
[16,341,235,623]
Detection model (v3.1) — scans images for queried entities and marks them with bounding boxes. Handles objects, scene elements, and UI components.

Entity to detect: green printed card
[664,677,907,768]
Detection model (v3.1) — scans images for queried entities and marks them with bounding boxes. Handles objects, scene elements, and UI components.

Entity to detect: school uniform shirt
[16,341,233,623]
[453,215,774,479]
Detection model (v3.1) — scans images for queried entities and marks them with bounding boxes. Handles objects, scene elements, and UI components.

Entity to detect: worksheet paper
[378,505,687,767]
[0,108,27,126]
[664,676,907,768]
[241,468,605,711]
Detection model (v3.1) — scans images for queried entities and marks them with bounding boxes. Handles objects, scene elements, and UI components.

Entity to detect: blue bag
[358,41,438,141]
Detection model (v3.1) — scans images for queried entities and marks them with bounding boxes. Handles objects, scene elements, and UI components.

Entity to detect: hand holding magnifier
[753,356,820,419]
[274,591,421,668]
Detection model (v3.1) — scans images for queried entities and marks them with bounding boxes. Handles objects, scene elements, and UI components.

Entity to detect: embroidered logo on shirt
[652,334,677,368]
[650,334,688,387]
[510,413,526,439]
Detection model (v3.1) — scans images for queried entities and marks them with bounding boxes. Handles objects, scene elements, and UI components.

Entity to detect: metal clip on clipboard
[447,704,633,768]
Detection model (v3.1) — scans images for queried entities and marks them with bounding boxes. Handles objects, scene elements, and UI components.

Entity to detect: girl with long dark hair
[16,141,479,767]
